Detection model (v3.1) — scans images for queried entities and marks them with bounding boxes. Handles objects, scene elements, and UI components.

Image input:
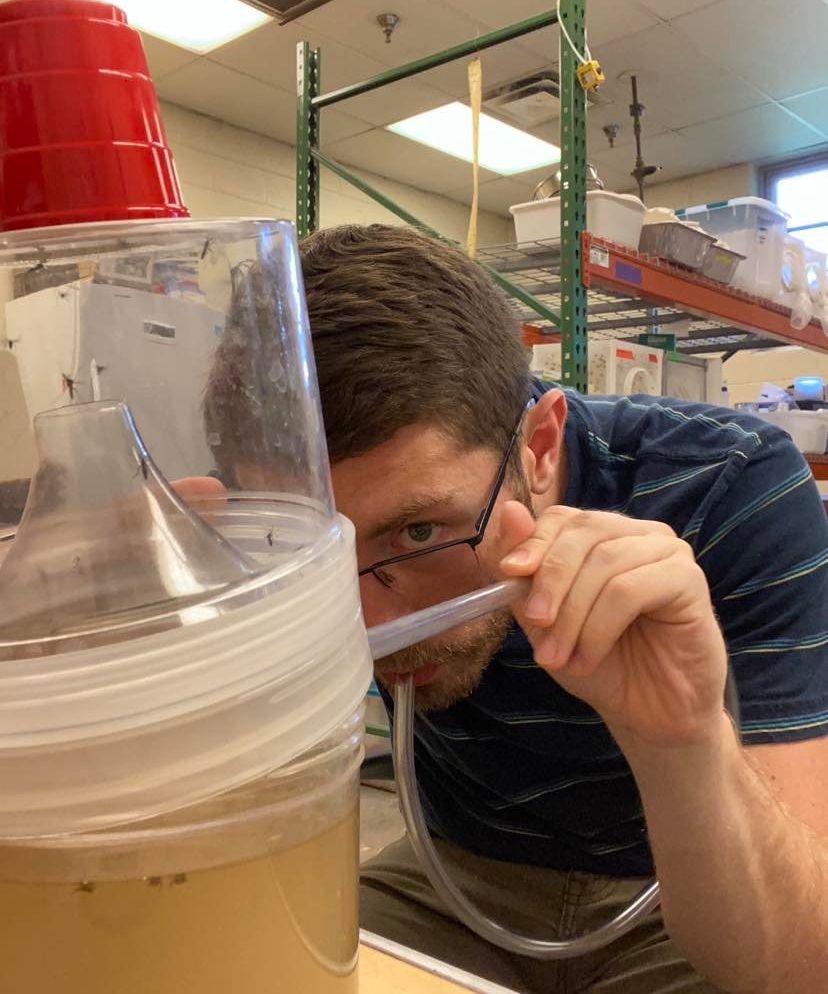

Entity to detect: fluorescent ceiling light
[118,0,271,54]
[387,102,560,176]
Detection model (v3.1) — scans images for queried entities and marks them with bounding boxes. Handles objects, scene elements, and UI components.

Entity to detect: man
[209,223,828,994]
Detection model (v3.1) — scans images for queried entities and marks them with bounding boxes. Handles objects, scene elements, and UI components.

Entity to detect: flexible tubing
[369,578,741,959]
[394,675,661,959]
[366,580,526,661]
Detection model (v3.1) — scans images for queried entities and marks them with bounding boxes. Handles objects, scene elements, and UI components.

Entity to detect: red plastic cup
[0,0,190,231]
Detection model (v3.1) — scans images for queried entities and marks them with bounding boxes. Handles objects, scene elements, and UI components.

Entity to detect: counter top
[360,932,516,994]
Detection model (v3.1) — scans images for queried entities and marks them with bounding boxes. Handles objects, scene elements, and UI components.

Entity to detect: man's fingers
[532,533,680,670]
[558,553,711,678]
[491,500,539,569]
[499,504,581,576]
[172,476,227,497]
[517,510,671,626]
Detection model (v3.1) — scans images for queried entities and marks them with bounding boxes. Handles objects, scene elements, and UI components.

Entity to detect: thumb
[490,500,536,575]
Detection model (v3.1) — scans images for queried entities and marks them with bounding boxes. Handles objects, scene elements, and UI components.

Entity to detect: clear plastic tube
[366,580,526,660]
[368,580,741,960]
[367,580,660,959]
[394,676,661,958]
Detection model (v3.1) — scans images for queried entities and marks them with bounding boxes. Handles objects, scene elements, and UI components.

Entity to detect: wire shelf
[477,239,818,355]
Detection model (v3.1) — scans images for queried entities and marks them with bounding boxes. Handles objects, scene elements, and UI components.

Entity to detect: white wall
[160,101,513,246]
[724,347,828,406]
[644,163,757,212]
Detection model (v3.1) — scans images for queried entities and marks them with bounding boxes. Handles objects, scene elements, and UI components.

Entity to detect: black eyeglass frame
[358,399,534,588]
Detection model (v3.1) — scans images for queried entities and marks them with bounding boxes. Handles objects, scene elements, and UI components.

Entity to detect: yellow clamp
[576,59,604,91]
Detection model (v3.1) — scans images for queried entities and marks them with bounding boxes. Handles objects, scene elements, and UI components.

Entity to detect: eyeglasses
[359,400,532,594]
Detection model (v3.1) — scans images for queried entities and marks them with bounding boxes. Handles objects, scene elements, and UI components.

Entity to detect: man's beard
[375,608,512,712]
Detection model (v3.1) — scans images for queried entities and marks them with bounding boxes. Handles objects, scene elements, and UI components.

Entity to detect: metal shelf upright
[296,4,590,393]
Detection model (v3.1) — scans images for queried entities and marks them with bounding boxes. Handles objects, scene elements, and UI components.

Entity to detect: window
[764,152,828,255]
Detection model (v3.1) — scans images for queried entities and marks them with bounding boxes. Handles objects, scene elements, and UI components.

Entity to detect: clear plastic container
[0,218,332,511]
[0,710,363,994]
[0,217,372,992]
[0,219,372,839]
[677,197,788,300]
[781,235,814,331]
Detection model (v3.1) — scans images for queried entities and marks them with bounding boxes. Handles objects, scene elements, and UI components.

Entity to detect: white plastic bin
[753,409,828,455]
[677,197,788,300]
[511,191,645,252]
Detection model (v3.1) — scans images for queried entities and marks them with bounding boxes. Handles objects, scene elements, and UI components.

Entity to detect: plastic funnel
[0,401,253,648]
[0,0,189,231]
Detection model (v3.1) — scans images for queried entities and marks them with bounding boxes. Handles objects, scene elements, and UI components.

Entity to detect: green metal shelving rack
[296,4,590,394]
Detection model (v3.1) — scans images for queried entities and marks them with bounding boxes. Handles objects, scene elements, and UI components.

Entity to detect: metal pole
[629,75,659,202]
[558,0,589,393]
[312,11,559,109]
[296,42,321,238]
[630,75,646,202]
[311,148,562,328]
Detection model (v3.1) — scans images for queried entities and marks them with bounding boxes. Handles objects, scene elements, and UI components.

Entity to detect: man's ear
[523,389,567,495]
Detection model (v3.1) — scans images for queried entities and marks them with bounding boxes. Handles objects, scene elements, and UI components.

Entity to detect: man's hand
[496,501,728,748]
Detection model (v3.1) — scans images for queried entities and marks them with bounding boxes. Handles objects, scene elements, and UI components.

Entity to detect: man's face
[332,423,525,711]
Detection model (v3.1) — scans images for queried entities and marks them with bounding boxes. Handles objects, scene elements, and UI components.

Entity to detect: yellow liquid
[0,808,359,994]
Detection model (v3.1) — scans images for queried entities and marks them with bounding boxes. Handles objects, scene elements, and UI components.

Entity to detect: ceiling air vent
[483,71,609,129]
[244,0,337,24]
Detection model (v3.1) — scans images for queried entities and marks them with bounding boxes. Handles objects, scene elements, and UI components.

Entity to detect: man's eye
[399,522,444,550]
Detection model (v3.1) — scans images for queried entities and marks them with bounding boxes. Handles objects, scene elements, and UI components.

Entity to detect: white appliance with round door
[531,340,664,396]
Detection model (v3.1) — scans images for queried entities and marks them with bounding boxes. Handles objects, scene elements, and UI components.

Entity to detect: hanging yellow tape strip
[466,55,482,259]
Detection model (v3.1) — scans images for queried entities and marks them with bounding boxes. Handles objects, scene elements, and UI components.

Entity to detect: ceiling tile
[298,0,546,100]
[322,128,499,195]
[585,106,668,156]
[632,0,720,19]
[562,0,661,48]
[670,0,828,100]
[139,32,199,79]
[518,96,668,158]
[155,60,370,146]
[211,17,451,126]
[439,0,660,60]
[676,104,825,165]
[587,21,765,130]
[421,44,552,100]
[782,89,828,138]
[299,0,488,68]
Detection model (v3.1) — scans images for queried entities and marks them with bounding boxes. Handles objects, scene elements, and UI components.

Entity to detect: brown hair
[300,224,530,463]
[205,224,530,481]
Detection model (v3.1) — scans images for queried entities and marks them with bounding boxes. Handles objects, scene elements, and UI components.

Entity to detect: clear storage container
[0,217,372,994]
[0,710,363,994]
[676,196,788,300]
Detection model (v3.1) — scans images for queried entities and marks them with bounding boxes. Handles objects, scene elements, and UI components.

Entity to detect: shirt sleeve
[689,430,828,745]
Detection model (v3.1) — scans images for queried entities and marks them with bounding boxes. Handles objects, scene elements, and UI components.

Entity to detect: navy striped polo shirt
[390,384,828,878]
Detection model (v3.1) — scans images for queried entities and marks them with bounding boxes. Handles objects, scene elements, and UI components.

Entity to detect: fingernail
[526,592,551,622]
[502,548,530,568]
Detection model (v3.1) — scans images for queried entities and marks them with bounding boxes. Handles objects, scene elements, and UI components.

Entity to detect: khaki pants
[361,834,721,994]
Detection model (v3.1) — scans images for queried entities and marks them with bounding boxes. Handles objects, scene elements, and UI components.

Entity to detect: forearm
[615,713,828,994]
